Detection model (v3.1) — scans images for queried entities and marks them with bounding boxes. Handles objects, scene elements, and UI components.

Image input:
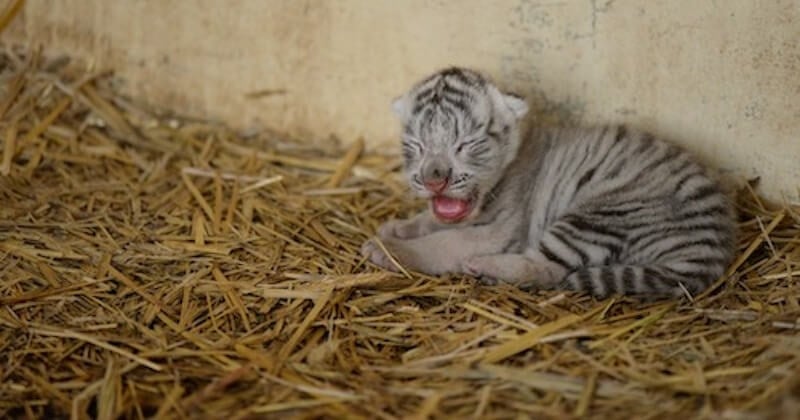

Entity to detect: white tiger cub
[361,67,736,298]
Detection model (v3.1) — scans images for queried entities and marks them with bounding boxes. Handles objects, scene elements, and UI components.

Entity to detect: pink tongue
[432,196,470,220]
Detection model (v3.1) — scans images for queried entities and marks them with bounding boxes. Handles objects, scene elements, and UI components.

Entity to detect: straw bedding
[1,45,799,420]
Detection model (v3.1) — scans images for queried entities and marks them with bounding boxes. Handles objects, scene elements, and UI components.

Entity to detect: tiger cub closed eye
[361,67,736,299]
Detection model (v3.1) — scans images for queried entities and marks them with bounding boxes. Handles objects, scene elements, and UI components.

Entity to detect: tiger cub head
[390,67,528,223]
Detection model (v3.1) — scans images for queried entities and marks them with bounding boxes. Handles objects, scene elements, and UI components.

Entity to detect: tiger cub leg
[462,250,568,290]
[463,216,622,290]
[377,211,445,240]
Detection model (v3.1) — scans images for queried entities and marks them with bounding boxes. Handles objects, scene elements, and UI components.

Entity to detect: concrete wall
[6,0,799,200]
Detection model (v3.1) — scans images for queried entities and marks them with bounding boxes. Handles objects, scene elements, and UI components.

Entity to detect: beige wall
[7,0,800,200]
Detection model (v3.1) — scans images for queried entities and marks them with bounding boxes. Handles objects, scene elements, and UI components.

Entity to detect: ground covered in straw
[1,46,800,420]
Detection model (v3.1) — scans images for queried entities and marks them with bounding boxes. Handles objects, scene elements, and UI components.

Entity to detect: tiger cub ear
[502,92,529,120]
[391,95,410,120]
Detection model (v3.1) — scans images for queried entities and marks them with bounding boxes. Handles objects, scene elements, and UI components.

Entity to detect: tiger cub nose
[423,178,449,193]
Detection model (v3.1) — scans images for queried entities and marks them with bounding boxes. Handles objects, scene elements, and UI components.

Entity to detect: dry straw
[1,45,799,420]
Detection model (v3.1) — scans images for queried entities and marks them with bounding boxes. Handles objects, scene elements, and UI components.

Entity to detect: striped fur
[362,67,736,299]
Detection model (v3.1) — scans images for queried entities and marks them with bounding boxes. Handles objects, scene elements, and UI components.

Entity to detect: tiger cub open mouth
[431,195,473,223]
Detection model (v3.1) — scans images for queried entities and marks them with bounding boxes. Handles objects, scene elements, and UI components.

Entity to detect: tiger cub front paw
[360,239,399,272]
[463,256,500,285]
